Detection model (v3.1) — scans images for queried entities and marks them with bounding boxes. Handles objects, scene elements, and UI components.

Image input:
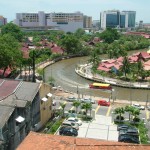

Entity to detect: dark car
[117,124,136,131]
[119,128,139,136]
[117,124,130,131]
[118,134,139,144]
[59,126,78,136]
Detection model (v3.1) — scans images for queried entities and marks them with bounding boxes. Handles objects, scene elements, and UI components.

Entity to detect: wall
[39,83,53,128]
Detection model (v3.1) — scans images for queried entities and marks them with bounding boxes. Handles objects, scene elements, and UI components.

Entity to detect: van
[62,121,79,130]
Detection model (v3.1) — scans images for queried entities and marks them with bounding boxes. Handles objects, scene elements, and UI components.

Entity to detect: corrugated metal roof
[0,105,15,128]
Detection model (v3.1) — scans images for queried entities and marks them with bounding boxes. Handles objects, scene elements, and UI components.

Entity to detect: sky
[0,0,149,23]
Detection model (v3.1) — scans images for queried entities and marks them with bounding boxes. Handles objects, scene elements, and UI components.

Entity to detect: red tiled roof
[0,79,20,99]
[51,46,64,54]
[97,66,110,72]
[128,56,138,62]
[17,132,150,150]
[139,52,150,59]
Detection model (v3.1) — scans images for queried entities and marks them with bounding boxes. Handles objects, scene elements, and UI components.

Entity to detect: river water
[44,56,150,103]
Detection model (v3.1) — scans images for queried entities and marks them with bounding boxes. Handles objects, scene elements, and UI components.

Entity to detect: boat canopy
[92,83,110,87]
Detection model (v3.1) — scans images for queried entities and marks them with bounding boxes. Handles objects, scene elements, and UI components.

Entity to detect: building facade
[14,11,92,32]
[0,79,53,150]
[0,16,7,26]
[83,15,92,28]
[100,10,136,29]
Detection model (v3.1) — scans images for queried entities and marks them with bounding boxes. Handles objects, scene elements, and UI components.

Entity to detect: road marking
[106,106,111,117]
[70,106,75,110]
[58,101,67,109]
[146,110,149,120]
[95,105,100,113]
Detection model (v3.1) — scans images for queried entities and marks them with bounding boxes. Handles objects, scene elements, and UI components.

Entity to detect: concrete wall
[39,83,53,127]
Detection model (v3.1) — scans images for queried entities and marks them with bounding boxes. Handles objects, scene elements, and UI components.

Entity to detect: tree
[1,23,23,42]
[99,28,120,43]
[88,49,101,70]
[72,100,81,113]
[120,56,131,79]
[81,103,92,118]
[114,107,125,122]
[125,105,134,121]
[0,34,22,78]
[60,34,81,54]
[59,102,66,117]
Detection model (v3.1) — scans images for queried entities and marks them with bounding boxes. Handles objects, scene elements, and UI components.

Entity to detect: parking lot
[77,115,118,141]
[56,114,118,141]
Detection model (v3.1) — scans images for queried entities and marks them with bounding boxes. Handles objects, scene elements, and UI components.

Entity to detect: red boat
[89,82,112,90]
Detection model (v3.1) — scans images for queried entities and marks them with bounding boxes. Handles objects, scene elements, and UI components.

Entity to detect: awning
[47,93,52,97]
[16,116,25,123]
[42,97,48,102]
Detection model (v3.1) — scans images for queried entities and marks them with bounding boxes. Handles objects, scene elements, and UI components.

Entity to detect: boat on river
[89,82,112,90]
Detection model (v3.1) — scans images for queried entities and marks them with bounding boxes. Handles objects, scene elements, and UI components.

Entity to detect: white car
[66,96,76,102]
[67,117,82,126]
[82,98,95,104]
[132,104,145,110]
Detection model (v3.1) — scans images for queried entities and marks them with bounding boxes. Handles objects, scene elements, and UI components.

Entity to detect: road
[52,93,149,122]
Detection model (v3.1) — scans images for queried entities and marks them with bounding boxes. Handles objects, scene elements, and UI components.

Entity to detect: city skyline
[0,0,150,23]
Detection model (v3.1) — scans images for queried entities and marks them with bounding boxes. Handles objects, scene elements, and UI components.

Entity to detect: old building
[0,79,53,150]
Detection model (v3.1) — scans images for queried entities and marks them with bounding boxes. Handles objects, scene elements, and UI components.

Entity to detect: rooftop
[17,131,150,150]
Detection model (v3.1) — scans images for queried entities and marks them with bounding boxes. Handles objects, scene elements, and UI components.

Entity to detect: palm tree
[72,100,81,113]
[114,107,125,123]
[137,60,144,80]
[120,56,130,79]
[88,50,101,69]
[132,108,140,124]
[125,105,134,121]
[59,102,66,117]
[81,103,92,118]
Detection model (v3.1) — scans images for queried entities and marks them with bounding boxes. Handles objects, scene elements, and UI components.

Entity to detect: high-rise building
[100,10,120,29]
[0,16,7,26]
[100,10,136,29]
[83,15,92,28]
[14,11,92,32]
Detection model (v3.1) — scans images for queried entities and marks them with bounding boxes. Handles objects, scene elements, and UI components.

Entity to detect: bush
[82,116,92,121]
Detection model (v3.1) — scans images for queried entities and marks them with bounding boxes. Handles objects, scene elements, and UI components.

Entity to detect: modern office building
[100,10,136,29]
[0,16,7,26]
[100,10,120,29]
[14,11,91,32]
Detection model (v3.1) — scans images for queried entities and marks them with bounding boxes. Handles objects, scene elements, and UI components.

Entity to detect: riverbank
[75,63,150,90]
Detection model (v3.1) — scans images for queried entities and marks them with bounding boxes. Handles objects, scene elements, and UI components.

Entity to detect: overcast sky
[0,0,149,23]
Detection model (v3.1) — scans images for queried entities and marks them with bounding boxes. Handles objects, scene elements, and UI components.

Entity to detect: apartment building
[83,15,92,28]
[0,79,53,150]
[100,10,136,29]
[14,11,92,32]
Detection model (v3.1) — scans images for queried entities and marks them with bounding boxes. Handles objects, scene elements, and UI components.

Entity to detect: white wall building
[14,11,87,32]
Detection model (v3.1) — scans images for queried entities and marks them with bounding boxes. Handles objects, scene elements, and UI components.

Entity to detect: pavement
[77,115,118,141]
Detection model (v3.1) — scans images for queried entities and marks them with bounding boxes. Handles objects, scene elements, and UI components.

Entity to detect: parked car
[119,128,139,136]
[117,124,133,131]
[62,121,79,130]
[118,134,139,144]
[59,126,78,136]
[82,98,95,104]
[66,96,76,102]
[147,106,150,111]
[66,117,82,126]
[132,103,145,110]
[98,100,110,106]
